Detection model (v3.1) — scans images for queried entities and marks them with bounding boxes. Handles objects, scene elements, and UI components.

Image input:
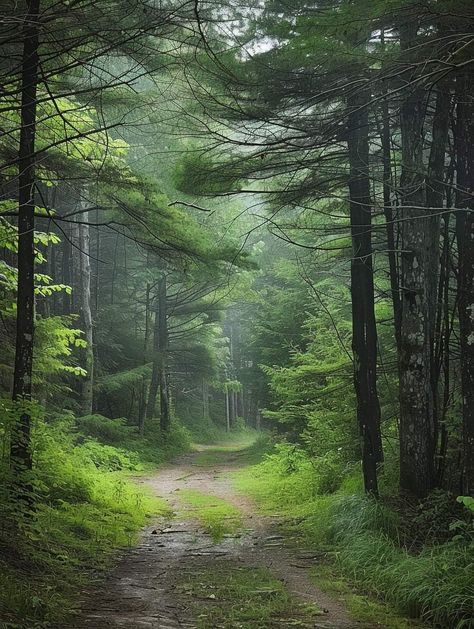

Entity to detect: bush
[77,440,142,471]
[76,414,136,444]
[331,497,474,627]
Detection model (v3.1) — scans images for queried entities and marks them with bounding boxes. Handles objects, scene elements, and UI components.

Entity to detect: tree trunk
[146,274,170,431]
[146,287,160,421]
[10,0,41,477]
[455,73,474,496]
[71,197,94,415]
[347,89,383,496]
[138,282,151,434]
[157,274,170,432]
[202,379,209,421]
[398,21,435,497]
[225,388,230,432]
[381,83,402,348]
[426,89,450,446]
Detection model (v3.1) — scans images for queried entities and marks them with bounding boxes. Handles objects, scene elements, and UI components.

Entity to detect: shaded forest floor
[60,443,420,629]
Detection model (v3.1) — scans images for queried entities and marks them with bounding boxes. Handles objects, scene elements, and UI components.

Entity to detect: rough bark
[146,288,160,421]
[426,89,450,440]
[138,282,151,435]
[455,73,474,496]
[398,21,435,497]
[202,379,210,421]
[71,197,94,415]
[381,84,402,348]
[347,89,383,496]
[225,389,230,433]
[11,0,41,476]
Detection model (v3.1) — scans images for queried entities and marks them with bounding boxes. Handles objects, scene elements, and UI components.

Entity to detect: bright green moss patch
[178,563,322,629]
[177,489,243,542]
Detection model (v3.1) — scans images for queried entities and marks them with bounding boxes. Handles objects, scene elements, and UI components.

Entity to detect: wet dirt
[63,449,358,628]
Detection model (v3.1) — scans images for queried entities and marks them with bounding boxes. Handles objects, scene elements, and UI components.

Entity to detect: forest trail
[64,445,359,629]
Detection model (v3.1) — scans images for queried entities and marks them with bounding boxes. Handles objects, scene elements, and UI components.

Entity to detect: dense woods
[0,0,473,627]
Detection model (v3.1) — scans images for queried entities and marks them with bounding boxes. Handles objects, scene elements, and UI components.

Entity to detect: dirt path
[64,448,357,628]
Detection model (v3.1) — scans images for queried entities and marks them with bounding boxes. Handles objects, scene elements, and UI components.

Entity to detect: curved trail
[65,448,358,628]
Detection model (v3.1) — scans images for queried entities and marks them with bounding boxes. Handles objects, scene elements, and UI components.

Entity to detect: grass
[0,473,170,628]
[311,564,421,629]
[233,446,474,628]
[193,433,272,468]
[177,562,322,628]
[0,413,182,628]
[177,489,243,542]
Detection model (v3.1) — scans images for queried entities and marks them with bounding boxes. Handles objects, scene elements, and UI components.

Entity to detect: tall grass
[0,412,183,627]
[234,445,474,628]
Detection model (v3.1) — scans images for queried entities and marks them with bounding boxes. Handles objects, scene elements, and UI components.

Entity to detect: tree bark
[347,89,383,496]
[11,0,41,476]
[202,379,209,421]
[146,274,170,431]
[381,84,402,348]
[71,197,94,415]
[398,21,435,497]
[138,282,151,434]
[426,89,450,444]
[157,274,170,432]
[455,72,474,496]
[146,287,160,421]
[225,388,230,433]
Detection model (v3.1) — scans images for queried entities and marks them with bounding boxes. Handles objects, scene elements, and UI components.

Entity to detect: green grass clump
[311,564,419,629]
[0,477,169,628]
[0,414,176,628]
[179,563,321,628]
[77,413,192,466]
[234,445,474,628]
[178,489,243,542]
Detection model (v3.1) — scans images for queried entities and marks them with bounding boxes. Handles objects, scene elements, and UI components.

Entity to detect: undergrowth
[0,410,185,628]
[234,443,474,628]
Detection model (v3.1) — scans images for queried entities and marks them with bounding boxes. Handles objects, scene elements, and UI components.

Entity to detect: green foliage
[0,406,181,627]
[79,440,142,471]
[76,412,191,465]
[76,413,137,444]
[234,447,474,628]
[235,442,351,509]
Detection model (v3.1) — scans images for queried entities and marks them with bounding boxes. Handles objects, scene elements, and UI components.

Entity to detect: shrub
[76,414,136,444]
[77,440,142,471]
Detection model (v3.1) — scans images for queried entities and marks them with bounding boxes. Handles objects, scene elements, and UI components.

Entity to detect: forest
[0,0,473,627]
